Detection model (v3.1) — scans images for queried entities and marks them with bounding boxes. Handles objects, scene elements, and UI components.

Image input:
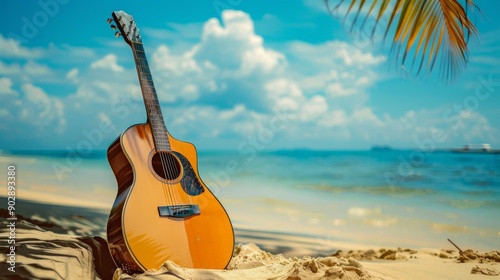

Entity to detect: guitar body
[107,123,234,273]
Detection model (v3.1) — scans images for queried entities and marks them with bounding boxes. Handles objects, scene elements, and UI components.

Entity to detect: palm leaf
[325,0,479,82]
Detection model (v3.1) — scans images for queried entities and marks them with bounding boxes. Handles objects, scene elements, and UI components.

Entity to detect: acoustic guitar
[105,10,234,274]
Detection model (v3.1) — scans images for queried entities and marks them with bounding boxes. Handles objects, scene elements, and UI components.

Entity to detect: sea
[1,148,499,255]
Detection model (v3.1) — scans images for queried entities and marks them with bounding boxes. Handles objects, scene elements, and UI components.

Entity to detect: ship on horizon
[450,143,500,154]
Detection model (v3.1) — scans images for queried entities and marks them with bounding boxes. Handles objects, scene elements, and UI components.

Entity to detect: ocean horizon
[1,148,499,254]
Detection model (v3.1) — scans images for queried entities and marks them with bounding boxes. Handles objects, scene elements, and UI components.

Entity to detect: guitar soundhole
[151,152,181,181]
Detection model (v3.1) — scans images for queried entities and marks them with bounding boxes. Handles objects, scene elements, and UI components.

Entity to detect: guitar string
[153,98,172,207]
[166,133,183,206]
[165,129,189,208]
[137,44,173,207]
[152,99,175,206]
[155,102,180,206]
[163,137,188,207]
[164,146,180,205]
[158,134,174,205]
[141,46,179,206]
[157,144,174,205]
[138,42,182,208]
[147,68,180,207]
[164,141,183,207]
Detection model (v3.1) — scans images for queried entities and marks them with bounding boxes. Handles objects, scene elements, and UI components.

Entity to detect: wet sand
[1,198,499,279]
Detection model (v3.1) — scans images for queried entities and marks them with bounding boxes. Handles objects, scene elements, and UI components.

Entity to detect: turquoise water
[1,149,499,252]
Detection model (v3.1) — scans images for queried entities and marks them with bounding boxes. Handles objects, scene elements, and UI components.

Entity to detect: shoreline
[1,196,497,257]
[0,197,359,257]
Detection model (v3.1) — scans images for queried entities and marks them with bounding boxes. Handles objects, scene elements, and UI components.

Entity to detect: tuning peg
[115,31,121,38]
[110,24,116,30]
[107,18,113,24]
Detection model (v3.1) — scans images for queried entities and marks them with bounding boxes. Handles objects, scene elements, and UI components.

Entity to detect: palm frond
[326,0,479,82]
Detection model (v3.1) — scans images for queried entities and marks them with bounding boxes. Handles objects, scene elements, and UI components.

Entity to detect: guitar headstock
[107,10,142,45]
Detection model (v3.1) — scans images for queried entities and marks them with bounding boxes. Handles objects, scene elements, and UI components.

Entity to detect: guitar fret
[144,97,161,106]
[132,42,170,151]
[141,65,150,74]
[144,90,155,97]
[136,58,148,67]
[146,103,160,109]
[133,43,144,51]
[141,73,153,81]
[142,92,156,99]
[136,52,146,60]
[152,123,165,128]
[154,136,168,141]
[145,80,154,88]
[134,47,145,55]
[141,84,156,91]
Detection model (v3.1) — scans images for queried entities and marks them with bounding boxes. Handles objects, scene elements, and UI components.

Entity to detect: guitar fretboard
[131,42,171,151]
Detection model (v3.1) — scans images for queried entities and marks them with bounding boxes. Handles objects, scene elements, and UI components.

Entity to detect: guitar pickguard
[174,152,205,196]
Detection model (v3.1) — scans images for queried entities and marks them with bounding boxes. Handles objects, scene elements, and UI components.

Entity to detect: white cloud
[182,84,199,100]
[219,104,247,120]
[288,40,385,101]
[91,54,124,72]
[299,95,328,121]
[353,107,384,126]
[152,45,200,75]
[456,110,495,142]
[58,44,96,59]
[0,34,44,59]
[0,83,65,138]
[318,109,348,127]
[195,10,286,76]
[265,78,303,111]
[23,60,52,76]
[21,84,65,132]
[0,10,497,151]
[148,10,289,109]
[326,82,356,97]
[0,59,55,84]
[357,108,499,147]
[124,10,389,144]
[0,60,22,75]
[66,68,79,82]
[0,77,15,95]
[241,46,285,74]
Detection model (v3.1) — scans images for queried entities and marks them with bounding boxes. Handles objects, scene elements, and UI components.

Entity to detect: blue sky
[1,0,499,151]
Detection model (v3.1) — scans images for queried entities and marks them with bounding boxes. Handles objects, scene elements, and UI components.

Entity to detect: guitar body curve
[106,123,234,274]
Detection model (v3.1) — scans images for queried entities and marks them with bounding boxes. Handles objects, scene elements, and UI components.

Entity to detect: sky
[0,0,499,151]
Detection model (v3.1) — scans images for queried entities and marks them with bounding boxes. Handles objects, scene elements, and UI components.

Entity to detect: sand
[1,200,499,280]
[1,222,499,280]
[113,243,372,280]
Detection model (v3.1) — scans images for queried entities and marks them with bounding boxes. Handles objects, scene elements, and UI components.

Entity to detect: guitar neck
[131,42,171,151]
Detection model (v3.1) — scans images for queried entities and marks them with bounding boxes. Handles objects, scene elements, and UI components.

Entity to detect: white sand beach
[1,204,498,280]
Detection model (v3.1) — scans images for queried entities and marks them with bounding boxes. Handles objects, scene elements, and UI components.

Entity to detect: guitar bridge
[158,204,200,218]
